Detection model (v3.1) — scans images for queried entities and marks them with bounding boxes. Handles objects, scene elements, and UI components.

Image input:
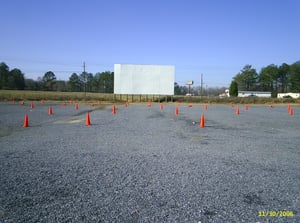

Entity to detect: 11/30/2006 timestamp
[258,211,294,217]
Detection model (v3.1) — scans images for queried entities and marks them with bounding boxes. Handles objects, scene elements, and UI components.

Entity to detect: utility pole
[200,73,203,97]
[83,62,86,96]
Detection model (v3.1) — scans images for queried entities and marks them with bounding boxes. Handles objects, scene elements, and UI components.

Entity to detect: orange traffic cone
[48,106,53,115]
[85,112,91,126]
[75,103,79,110]
[204,104,208,110]
[112,104,117,114]
[160,103,163,110]
[23,114,29,127]
[199,113,205,128]
[30,102,35,109]
[236,106,240,115]
[289,107,294,116]
[245,104,249,111]
[175,106,179,115]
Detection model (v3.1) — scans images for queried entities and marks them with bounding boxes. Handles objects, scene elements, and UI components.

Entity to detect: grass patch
[0,90,299,104]
[0,90,116,103]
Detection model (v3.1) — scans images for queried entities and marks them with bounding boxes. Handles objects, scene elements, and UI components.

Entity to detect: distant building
[277,93,300,99]
[238,91,271,98]
[219,89,230,97]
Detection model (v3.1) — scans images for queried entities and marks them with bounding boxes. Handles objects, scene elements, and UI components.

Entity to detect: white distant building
[219,89,230,97]
[238,91,271,98]
[277,93,300,99]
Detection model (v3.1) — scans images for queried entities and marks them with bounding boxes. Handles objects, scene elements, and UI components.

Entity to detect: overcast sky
[1,0,299,87]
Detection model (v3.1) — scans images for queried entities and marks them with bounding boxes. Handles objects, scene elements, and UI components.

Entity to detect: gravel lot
[0,101,299,223]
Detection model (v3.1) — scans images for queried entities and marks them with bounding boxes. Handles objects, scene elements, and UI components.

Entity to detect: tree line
[0,62,114,93]
[174,82,227,96]
[0,61,227,96]
[2,60,299,96]
[230,61,300,97]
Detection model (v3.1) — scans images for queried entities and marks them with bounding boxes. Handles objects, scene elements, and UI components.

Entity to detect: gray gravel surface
[0,102,299,223]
